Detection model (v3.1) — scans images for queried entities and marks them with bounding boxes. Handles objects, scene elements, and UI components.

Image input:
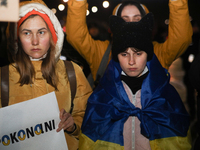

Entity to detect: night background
[43,0,200,28]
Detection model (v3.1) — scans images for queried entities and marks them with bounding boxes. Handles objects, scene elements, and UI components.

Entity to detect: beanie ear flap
[109,15,125,34]
[140,12,154,31]
[110,13,154,37]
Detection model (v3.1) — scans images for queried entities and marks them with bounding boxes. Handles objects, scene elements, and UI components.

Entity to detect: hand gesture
[56,108,76,133]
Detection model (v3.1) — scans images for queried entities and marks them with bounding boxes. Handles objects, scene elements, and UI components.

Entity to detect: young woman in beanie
[78,13,191,150]
[66,0,192,88]
[0,0,92,149]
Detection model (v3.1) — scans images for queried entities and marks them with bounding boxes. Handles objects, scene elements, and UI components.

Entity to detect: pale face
[118,48,147,77]
[19,16,51,59]
[121,5,142,22]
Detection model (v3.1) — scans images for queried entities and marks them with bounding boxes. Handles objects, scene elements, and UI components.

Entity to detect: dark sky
[43,0,200,27]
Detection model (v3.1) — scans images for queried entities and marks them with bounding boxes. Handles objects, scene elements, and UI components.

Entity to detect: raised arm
[66,0,110,80]
[153,0,193,70]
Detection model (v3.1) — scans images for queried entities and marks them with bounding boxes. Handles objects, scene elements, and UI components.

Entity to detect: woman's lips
[31,48,40,51]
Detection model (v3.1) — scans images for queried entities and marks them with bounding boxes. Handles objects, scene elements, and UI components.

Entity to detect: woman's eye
[122,17,129,22]
[124,18,129,22]
[136,17,141,22]
[39,31,45,35]
[135,19,140,22]
[24,32,30,35]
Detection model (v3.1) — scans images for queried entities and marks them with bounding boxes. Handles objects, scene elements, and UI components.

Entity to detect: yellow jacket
[0,60,92,150]
[66,0,193,81]
[0,0,92,150]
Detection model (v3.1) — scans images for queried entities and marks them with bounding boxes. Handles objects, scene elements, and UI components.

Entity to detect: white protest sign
[0,92,68,150]
[0,0,19,22]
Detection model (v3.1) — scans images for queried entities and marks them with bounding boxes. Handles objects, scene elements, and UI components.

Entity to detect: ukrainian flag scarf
[79,55,191,150]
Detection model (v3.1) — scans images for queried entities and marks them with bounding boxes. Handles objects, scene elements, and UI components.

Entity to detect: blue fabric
[81,54,190,146]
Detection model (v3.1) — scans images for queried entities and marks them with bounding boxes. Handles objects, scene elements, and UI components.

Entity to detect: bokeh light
[58,4,65,11]
[91,6,98,13]
[188,54,195,63]
[51,8,57,14]
[103,1,109,8]
[86,10,90,16]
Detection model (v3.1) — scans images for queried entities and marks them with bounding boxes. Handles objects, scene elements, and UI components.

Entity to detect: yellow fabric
[112,3,121,15]
[150,131,191,150]
[19,0,47,7]
[152,0,193,70]
[66,0,192,81]
[79,132,124,150]
[0,59,92,150]
[79,131,191,150]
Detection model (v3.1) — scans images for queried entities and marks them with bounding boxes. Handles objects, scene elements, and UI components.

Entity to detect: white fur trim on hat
[19,3,64,60]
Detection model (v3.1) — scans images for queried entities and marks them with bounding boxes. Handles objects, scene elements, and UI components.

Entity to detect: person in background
[66,0,192,88]
[79,13,191,150]
[87,21,111,41]
[168,58,189,112]
[189,53,200,150]
[181,20,200,122]
[0,0,92,150]
[188,22,200,149]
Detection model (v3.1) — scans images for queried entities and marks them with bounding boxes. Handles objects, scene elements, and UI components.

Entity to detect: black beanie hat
[109,12,154,62]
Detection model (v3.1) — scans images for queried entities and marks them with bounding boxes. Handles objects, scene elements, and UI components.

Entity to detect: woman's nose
[32,34,39,45]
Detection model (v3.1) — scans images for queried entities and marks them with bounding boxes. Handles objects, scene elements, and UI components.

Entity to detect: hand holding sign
[57,108,76,133]
[0,92,68,150]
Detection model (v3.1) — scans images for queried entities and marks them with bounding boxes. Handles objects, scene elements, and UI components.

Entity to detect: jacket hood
[112,2,149,16]
[15,0,64,60]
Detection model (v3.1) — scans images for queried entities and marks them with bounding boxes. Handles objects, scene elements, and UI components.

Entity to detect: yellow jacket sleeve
[153,0,193,69]
[66,0,110,81]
